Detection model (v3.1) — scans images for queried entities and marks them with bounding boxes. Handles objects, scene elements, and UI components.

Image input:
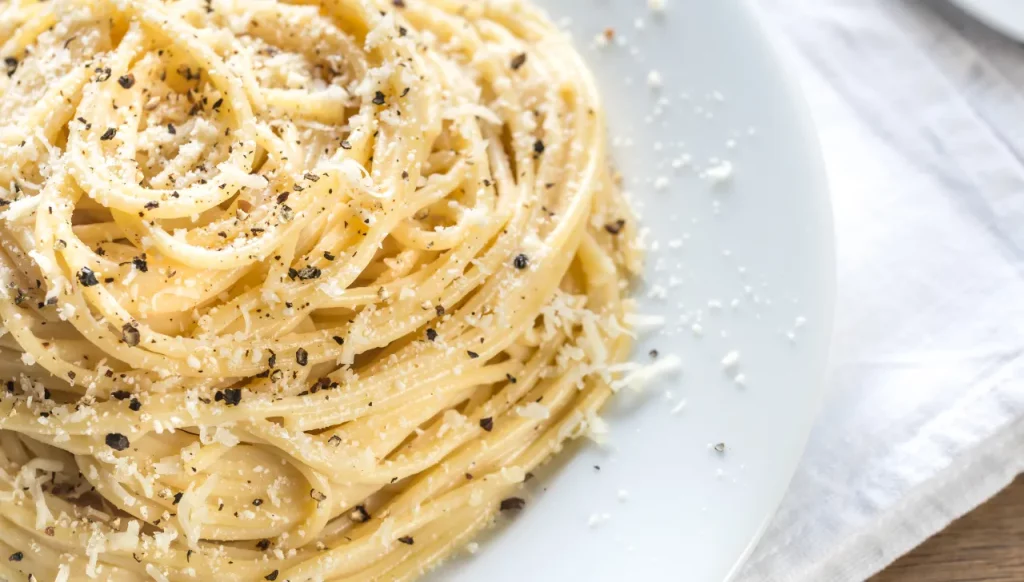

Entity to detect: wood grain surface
[871,477,1024,581]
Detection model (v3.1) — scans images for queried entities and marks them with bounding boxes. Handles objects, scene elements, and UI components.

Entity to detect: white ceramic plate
[434,1,835,581]
[949,0,1024,43]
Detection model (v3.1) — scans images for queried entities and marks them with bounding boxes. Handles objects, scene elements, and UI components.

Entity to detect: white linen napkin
[735,1,1024,580]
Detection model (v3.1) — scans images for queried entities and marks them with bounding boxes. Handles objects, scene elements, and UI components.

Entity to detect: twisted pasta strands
[0,0,641,580]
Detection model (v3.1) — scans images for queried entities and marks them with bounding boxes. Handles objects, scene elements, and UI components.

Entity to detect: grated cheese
[153,529,178,553]
[178,475,219,549]
[721,350,740,371]
[587,513,611,528]
[704,160,734,184]
[516,402,550,420]
[610,354,682,392]
[108,520,141,551]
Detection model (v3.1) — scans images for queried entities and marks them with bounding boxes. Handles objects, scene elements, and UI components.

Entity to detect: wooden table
[872,478,1024,581]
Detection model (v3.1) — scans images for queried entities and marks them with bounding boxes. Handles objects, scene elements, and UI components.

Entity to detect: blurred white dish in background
[950,0,1024,42]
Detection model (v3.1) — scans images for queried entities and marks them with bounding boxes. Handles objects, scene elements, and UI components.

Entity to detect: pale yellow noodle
[0,0,642,580]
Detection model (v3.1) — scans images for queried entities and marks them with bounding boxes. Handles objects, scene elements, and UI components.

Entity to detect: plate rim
[725,1,837,578]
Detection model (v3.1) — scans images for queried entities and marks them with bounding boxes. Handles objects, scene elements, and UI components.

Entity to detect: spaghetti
[0,0,640,580]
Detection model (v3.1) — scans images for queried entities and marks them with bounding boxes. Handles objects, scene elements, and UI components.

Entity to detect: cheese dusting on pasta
[0,0,640,579]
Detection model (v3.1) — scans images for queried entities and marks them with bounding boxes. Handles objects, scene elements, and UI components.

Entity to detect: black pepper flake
[310,488,326,502]
[121,323,140,347]
[533,139,545,154]
[372,91,386,105]
[324,251,336,261]
[340,140,352,150]
[401,171,409,180]
[500,497,526,512]
[112,390,131,400]
[173,492,183,505]
[8,552,23,562]
[222,388,242,406]
[426,328,437,341]
[513,254,529,270]
[265,571,279,581]
[435,305,445,316]
[479,417,493,432]
[129,398,141,411]
[649,349,659,359]
[212,98,223,110]
[256,539,271,551]
[297,266,321,280]
[132,256,148,272]
[351,505,370,523]
[167,123,177,135]
[332,336,344,345]
[144,201,159,210]
[401,87,410,97]
[393,0,405,6]
[304,173,320,182]
[77,267,99,287]
[93,67,111,82]
[714,442,726,453]
[604,219,626,235]
[506,373,517,384]
[287,268,299,280]
[100,127,117,141]
[267,351,277,367]
[117,74,135,89]
[252,498,263,506]
[105,433,130,451]
[187,549,193,563]
[3,57,17,78]
[295,348,308,366]
[397,536,414,545]
[467,350,479,359]
[510,53,527,70]
[276,192,290,204]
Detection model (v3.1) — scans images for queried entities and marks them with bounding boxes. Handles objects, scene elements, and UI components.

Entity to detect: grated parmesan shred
[610,354,682,392]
